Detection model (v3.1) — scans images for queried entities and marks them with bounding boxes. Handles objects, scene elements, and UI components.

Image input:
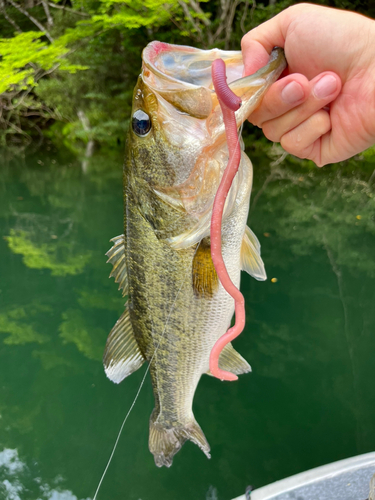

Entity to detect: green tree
[0,0,291,155]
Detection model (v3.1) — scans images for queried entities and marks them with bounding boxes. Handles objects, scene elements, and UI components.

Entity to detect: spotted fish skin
[104,43,287,467]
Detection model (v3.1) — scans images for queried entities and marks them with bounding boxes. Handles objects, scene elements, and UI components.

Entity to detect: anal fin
[106,235,128,296]
[207,342,251,376]
[103,305,145,384]
[241,225,267,281]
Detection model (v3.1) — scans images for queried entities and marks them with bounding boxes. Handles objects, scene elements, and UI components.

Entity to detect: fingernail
[314,75,337,99]
[281,81,304,104]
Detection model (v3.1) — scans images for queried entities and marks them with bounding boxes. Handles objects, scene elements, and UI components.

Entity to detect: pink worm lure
[209,58,245,382]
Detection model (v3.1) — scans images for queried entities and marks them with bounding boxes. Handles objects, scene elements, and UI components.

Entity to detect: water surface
[0,150,374,500]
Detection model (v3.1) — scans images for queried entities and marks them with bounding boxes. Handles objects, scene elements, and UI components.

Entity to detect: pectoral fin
[241,226,267,281]
[106,235,128,297]
[153,188,185,211]
[103,305,145,384]
[207,342,251,376]
[192,238,219,298]
[167,211,211,249]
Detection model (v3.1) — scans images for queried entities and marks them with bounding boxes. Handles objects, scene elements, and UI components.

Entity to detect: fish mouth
[141,41,286,122]
[142,41,245,119]
[142,41,243,91]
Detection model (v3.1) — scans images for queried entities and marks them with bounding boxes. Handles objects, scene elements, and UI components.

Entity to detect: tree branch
[7,0,54,42]
[240,0,254,33]
[224,0,240,49]
[178,0,203,43]
[12,62,60,110]
[41,0,53,27]
[188,0,210,26]
[0,0,22,32]
[47,2,90,17]
[212,0,231,43]
[220,0,230,21]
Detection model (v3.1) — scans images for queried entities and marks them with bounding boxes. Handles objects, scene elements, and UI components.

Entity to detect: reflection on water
[0,448,90,500]
[0,151,374,500]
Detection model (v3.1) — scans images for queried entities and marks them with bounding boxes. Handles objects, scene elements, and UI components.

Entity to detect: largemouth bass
[104,42,286,467]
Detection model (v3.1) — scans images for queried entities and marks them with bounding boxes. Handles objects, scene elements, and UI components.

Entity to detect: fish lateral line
[209,58,246,382]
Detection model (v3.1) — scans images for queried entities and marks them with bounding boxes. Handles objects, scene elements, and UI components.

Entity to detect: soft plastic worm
[209,58,245,382]
[211,59,242,111]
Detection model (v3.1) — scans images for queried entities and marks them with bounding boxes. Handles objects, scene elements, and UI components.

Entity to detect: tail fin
[149,412,211,468]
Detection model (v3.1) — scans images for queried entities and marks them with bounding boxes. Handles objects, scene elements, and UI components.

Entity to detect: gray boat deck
[232,452,375,500]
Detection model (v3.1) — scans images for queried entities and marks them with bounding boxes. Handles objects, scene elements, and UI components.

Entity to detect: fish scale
[104,42,286,467]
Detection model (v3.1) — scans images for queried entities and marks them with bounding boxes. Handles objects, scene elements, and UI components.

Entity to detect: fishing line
[92,244,200,500]
[238,122,244,140]
[92,363,150,500]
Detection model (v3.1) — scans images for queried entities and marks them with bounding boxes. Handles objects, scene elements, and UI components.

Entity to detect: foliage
[59,308,105,360]
[249,152,375,276]
[0,0,297,155]
[0,0,374,158]
[87,0,181,29]
[0,31,85,94]
[0,305,49,344]
[5,228,92,276]
[0,0,183,153]
[0,156,124,367]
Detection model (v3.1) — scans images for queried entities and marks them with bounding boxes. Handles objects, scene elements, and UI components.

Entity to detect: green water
[0,150,374,500]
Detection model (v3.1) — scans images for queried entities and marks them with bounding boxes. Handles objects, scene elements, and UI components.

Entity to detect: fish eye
[132,110,151,137]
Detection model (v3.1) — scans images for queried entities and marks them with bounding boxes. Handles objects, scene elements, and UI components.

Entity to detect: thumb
[241,12,288,76]
[241,40,270,76]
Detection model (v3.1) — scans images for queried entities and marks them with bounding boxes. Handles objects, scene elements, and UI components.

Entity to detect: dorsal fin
[106,235,128,296]
[207,343,251,376]
[241,226,267,281]
[192,238,219,298]
[103,305,145,384]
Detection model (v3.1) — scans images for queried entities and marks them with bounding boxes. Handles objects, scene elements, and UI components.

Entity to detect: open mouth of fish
[142,41,286,124]
[142,42,244,118]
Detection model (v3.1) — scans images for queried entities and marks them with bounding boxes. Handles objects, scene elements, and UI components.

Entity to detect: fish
[104,42,286,467]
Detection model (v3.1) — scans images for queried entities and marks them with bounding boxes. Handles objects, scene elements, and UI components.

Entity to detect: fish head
[128,41,286,242]
[129,42,235,188]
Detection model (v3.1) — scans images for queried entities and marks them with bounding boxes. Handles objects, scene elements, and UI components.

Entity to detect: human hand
[241,3,375,166]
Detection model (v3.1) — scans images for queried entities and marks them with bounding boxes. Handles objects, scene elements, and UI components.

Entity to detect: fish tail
[149,411,211,468]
